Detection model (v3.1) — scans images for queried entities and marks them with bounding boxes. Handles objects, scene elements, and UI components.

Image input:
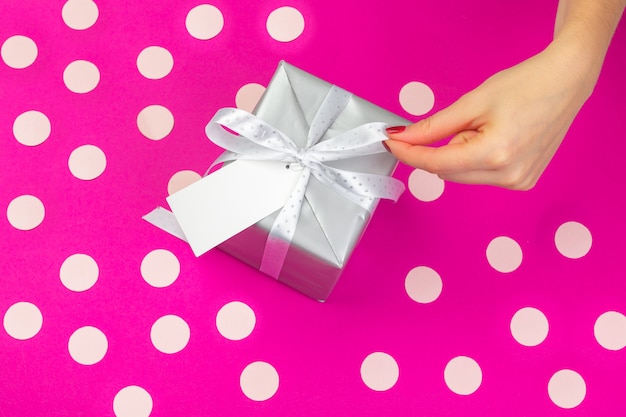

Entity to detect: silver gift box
[216,61,409,301]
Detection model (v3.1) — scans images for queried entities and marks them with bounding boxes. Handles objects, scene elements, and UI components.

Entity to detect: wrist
[547,31,604,99]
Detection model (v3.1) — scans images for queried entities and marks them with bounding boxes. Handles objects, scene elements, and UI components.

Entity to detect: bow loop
[208,108,299,160]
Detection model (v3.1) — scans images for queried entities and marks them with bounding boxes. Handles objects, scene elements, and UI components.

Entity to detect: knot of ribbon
[205,85,405,278]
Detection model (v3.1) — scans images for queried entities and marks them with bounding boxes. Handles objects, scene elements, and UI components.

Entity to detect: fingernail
[386,126,406,135]
[382,141,391,152]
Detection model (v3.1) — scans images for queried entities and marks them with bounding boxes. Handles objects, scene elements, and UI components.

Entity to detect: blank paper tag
[167,160,301,257]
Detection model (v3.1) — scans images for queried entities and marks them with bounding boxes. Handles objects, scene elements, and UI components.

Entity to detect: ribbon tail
[143,207,188,242]
[260,168,311,278]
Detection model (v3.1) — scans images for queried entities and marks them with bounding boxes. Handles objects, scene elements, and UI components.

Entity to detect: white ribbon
[205,86,405,278]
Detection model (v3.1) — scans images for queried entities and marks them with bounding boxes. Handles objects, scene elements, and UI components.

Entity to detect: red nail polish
[386,126,406,135]
[382,141,391,152]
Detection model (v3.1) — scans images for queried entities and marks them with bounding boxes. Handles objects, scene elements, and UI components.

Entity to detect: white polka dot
[63,60,100,93]
[113,386,153,417]
[1,35,38,69]
[167,170,201,195]
[150,315,190,354]
[216,301,256,341]
[444,356,482,395]
[555,221,592,259]
[510,307,549,347]
[7,195,45,231]
[3,302,43,340]
[235,83,266,113]
[62,0,99,30]
[13,110,51,146]
[266,7,305,42]
[240,361,279,401]
[68,144,106,180]
[360,352,399,392]
[137,46,173,80]
[137,105,174,140]
[140,249,180,288]
[185,4,224,40]
[594,311,626,351]
[405,266,442,303]
[399,82,435,116]
[548,369,586,409]
[60,253,99,292]
[408,168,444,202]
[486,236,522,273]
[68,326,107,365]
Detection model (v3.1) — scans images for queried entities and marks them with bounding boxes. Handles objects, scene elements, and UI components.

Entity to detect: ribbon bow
[205,85,405,278]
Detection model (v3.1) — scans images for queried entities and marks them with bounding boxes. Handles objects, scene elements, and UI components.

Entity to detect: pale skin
[385,0,626,190]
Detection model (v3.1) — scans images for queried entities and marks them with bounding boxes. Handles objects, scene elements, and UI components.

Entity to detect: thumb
[386,97,476,145]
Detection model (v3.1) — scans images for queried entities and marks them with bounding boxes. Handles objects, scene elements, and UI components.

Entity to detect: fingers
[385,130,486,174]
[386,96,477,145]
[385,140,467,175]
[386,137,540,191]
[441,168,538,191]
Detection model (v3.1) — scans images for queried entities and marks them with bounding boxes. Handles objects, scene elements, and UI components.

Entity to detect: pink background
[2,0,625,416]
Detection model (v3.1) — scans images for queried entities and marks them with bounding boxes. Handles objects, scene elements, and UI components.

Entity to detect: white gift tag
[167,159,301,256]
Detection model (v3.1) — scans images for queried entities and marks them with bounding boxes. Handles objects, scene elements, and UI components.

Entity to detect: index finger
[387,96,477,146]
[385,137,482,175]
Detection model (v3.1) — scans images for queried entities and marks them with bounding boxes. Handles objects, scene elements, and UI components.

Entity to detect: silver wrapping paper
[218,61,409,301]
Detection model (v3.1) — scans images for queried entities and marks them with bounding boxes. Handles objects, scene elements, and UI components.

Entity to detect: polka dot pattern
[360,352,399,391]
[216,301,256,340]
[510,307,549,347]
[68,326,108,365]
[68,144,107,180]
[186,4,224,40]
[113,386,153,417]
[63,60,100,93]
[60,253,99,292]
[235,83,266,113]
[594,311,626,351]
[13,110,51,146]
[405,266,443,303]
[150,315,190,354]
[240,361,279,401]
[266,7,305,42]
[7,195,45,231]
[167,170,201,195]
[548,369,586,409]
[444,356,482,395]
[62,0,99,30]
[486,236,523,273]
[399,82,435,116]
[140,249,180,288]
[2,1,625,416]
[408,168,444,202]
[137,46,174,80]
[1,35,38,69]
[137,105,174,140]
[3,302,43,340]
[555,221,592,259]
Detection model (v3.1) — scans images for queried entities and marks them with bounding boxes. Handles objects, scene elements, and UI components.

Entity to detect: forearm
[555,0,625,41]
[552,0,625,87]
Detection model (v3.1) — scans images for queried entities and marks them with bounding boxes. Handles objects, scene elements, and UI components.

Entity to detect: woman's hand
[385,0,624,190]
